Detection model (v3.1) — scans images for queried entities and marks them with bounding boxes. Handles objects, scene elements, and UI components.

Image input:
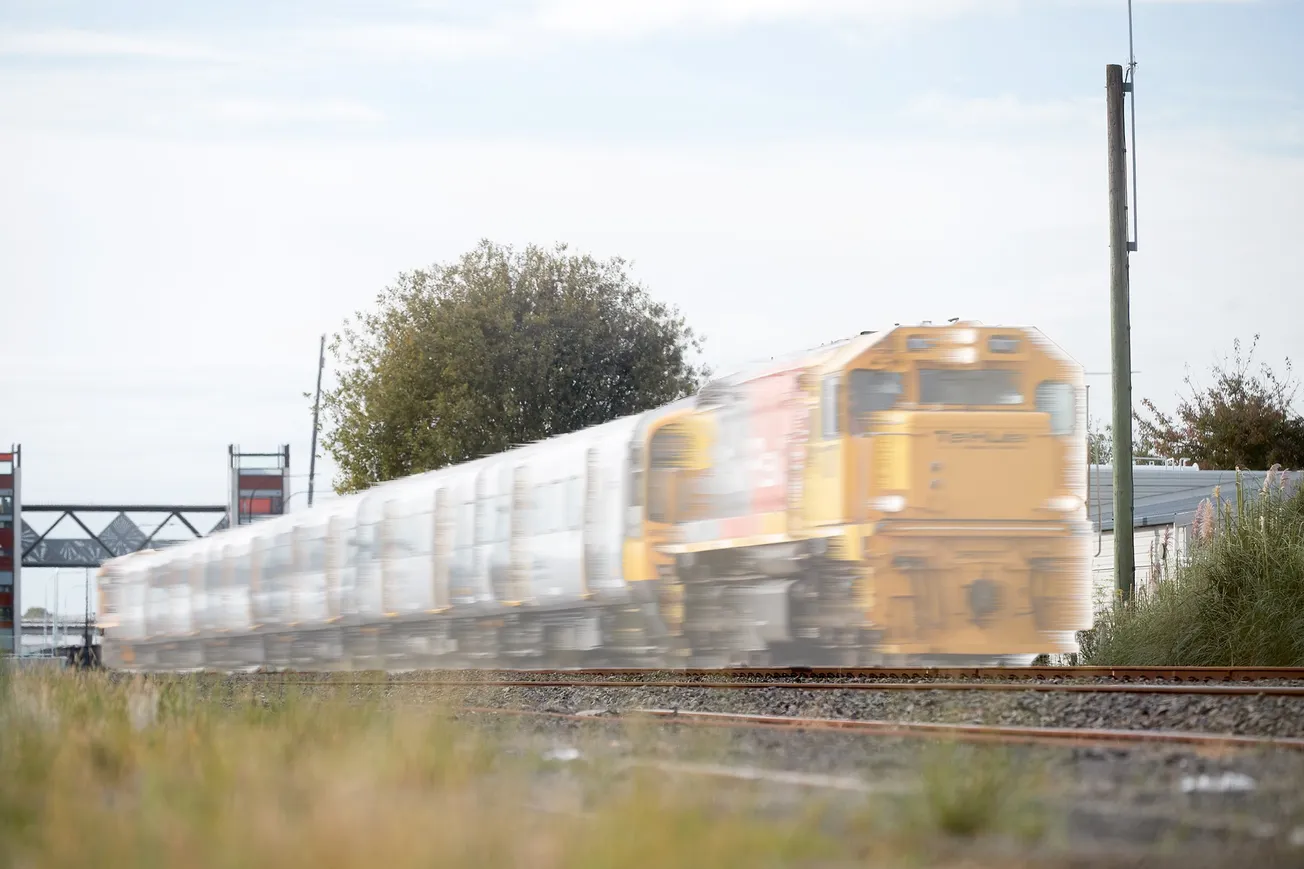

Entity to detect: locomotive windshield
[918,367,1022,407]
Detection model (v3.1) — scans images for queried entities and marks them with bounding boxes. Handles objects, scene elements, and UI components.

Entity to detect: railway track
[458,704,1304,753]
[219,664,1304,685]
[226,678,1304,696]
[178,664,1304,750]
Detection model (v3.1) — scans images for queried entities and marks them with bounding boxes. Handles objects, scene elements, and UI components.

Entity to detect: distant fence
[1,656,69,671]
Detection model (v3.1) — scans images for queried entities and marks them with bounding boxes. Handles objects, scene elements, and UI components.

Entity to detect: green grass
[1083,468,1304,667]
[0,669,1057,869]
[915,743,1046,840]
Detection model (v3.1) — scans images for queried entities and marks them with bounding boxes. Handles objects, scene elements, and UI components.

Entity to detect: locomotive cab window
[821,375,842,439]
[1035,381,1076,436]
[918,368,1022,407]
[849,370,903,435]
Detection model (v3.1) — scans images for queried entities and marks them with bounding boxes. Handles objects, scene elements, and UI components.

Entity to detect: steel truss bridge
[20,505,230,569]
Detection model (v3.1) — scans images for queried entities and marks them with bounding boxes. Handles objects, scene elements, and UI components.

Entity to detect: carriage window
[204,559,223,627]
[263,533,295,583]
[205,558,223,591]
[390,503,434,556]
[352,520,376,565]
[496,495,511,542]
[536,483,554,534]
[458,501,475,547]
[230,551,251,592]
[476,494,492,545]
[625,441,645,537]
[535,483,549,534]
[566,476,583,530]
[557,482,567,532]
[302,527,328,572]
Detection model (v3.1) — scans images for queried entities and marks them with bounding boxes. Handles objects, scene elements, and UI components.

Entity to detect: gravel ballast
[183,671,1304,864]
[218,678,1304,739]
[467,711,1304,865]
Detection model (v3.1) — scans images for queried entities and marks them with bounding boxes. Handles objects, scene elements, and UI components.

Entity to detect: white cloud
[209,98,385,127]
[0,28,229,62]
[300,0,1254,60]
[530,0,994,38]
[2,123,1300,494]
[304,21,514,63]
[0,67,384,137]
[303,0,1005,61]
[0,0,1261,70]
[907,92,1103,130]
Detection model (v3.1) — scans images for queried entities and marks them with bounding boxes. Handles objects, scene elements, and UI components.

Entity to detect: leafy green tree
[1087,418,1157,464]
[1136,335,1304,470]
[1087,418,1112,465]
[23,606,48,619]
[320,240,709,493]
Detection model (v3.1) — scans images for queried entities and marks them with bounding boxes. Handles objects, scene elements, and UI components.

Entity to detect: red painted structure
[0,448,19,651]
[229,445,290,526]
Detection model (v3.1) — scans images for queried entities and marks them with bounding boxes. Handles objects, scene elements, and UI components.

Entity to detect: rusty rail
[231,678,1304,697]
[457,705,1304,752]
[228,664,1304,685]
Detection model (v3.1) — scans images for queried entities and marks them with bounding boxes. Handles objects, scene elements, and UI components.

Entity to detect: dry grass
[0,668,1054,869]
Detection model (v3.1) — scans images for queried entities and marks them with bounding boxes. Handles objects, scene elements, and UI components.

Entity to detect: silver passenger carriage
[98,408,655,671]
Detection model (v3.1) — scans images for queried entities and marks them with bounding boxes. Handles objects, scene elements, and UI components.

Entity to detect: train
[95,321,1094,672]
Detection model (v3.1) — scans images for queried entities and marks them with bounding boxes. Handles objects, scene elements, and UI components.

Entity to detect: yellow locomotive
[627,322,1092,666]
[97,322,1091,671]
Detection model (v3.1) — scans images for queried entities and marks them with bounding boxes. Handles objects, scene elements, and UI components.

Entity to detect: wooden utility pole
[1107,63,1135,601]
[307,334,326,509]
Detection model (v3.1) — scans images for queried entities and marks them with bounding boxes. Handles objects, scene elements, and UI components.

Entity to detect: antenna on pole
[1125,0,1139,252]
[307,334,326,509]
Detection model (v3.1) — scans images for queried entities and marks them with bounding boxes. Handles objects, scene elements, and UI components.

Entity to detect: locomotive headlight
[871,495,906,513]
[1042,495,1083,512]
[950,328,977,345]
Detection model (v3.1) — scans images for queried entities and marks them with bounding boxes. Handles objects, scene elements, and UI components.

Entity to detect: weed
[1085,468,1304,666]
[912,742,1047,840]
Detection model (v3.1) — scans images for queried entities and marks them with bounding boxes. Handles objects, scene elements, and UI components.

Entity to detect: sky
[2,0,1302,615]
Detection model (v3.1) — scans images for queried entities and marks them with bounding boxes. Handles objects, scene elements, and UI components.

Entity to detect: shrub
[1085,467,1304,666]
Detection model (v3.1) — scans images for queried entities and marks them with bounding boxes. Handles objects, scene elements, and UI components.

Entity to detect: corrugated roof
[1086,465,1303,532]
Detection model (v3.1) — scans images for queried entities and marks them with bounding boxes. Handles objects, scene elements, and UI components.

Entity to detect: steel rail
[227,665,1304,682]
[227,678,1304,697]
[456,705,1304,752]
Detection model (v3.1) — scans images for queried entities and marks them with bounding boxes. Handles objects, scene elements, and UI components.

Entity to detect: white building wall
[1089,524,1192,614]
